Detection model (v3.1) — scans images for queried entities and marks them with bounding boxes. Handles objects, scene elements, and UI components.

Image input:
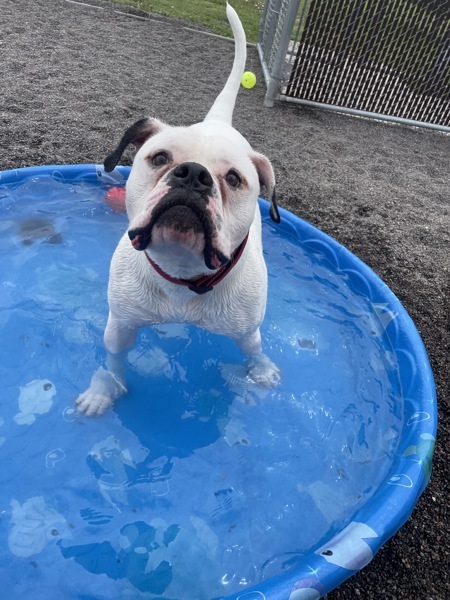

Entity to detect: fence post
[259,0,284,69]
[259,0,302,107]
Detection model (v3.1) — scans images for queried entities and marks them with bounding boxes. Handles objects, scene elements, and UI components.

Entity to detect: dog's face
[105,118,277,278]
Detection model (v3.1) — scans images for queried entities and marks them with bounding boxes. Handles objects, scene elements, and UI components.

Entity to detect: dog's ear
[104,117,166,173]
[250,152,280,223]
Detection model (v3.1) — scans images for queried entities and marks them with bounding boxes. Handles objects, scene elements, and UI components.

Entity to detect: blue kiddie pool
[0,165,436,599]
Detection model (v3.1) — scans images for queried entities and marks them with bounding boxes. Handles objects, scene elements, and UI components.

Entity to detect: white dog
[76,3,280,416]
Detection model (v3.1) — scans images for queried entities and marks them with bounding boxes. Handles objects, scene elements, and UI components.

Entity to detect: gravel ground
[1,0,449,598]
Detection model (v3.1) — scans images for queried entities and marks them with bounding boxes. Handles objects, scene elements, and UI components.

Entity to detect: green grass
[113,0,265,43]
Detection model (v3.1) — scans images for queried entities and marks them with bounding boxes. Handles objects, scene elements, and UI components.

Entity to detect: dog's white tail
[203,2,246,125]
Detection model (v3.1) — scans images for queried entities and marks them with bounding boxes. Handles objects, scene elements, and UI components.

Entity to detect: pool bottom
[0,166,435,600]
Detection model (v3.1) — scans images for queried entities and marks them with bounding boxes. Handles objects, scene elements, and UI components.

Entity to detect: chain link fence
[257,0,450,132]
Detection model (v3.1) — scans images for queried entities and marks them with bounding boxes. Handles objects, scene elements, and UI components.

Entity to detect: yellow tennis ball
[241,71,257,89]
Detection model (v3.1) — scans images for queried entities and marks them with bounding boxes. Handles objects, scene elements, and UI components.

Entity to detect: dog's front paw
[247,354,280,388]
[75,367,127,417]
[76,391,114,417]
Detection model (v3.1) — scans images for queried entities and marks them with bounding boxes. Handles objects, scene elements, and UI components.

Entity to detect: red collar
[144,233,249,295]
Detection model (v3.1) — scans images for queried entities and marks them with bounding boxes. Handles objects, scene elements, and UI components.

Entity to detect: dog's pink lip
[128,192,230,269]
[128,227,150,250]
[128,225,228,270]
[130,192,206,245]
[130,233,144,250]
[128,202,203,250]
[207,249,228,270]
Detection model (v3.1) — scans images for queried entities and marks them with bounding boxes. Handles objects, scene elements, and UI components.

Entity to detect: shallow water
[0,177,403,599]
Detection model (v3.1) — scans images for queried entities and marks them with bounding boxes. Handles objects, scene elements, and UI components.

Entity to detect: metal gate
[258,0,450,132]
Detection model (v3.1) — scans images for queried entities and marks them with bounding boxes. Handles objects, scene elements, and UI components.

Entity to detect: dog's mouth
[128,192,228,270]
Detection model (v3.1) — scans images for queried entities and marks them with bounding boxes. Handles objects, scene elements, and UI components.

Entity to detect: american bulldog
[76,3,280,416]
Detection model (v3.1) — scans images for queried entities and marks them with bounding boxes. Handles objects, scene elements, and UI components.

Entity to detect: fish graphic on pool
[315,521,378,570]
[8,496,67,558]
[14,379,56,425]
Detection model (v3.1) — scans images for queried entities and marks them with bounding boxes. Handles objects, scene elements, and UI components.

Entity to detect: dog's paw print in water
[246,354,280,388]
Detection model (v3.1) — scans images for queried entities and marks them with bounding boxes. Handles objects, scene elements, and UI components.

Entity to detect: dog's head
[103,3,279,279]
[105,117,278,277]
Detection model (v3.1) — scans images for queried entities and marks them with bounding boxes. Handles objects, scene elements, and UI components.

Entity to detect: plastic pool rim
[0,164,437,600]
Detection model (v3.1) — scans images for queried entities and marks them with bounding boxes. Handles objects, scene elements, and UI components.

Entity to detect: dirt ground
[1,0,449,598]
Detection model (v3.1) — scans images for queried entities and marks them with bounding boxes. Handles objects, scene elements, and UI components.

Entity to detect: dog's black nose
[171,162,213,193]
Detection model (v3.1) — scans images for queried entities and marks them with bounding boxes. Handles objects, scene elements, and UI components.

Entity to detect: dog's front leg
[234,329,280,388]
[75,315,138,416]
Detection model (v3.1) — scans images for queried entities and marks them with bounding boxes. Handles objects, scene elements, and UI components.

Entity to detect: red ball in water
[104,186,126,213]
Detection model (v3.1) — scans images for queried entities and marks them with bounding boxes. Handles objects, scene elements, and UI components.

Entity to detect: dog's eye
[225,170,241,188]
[152,152,170,167]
